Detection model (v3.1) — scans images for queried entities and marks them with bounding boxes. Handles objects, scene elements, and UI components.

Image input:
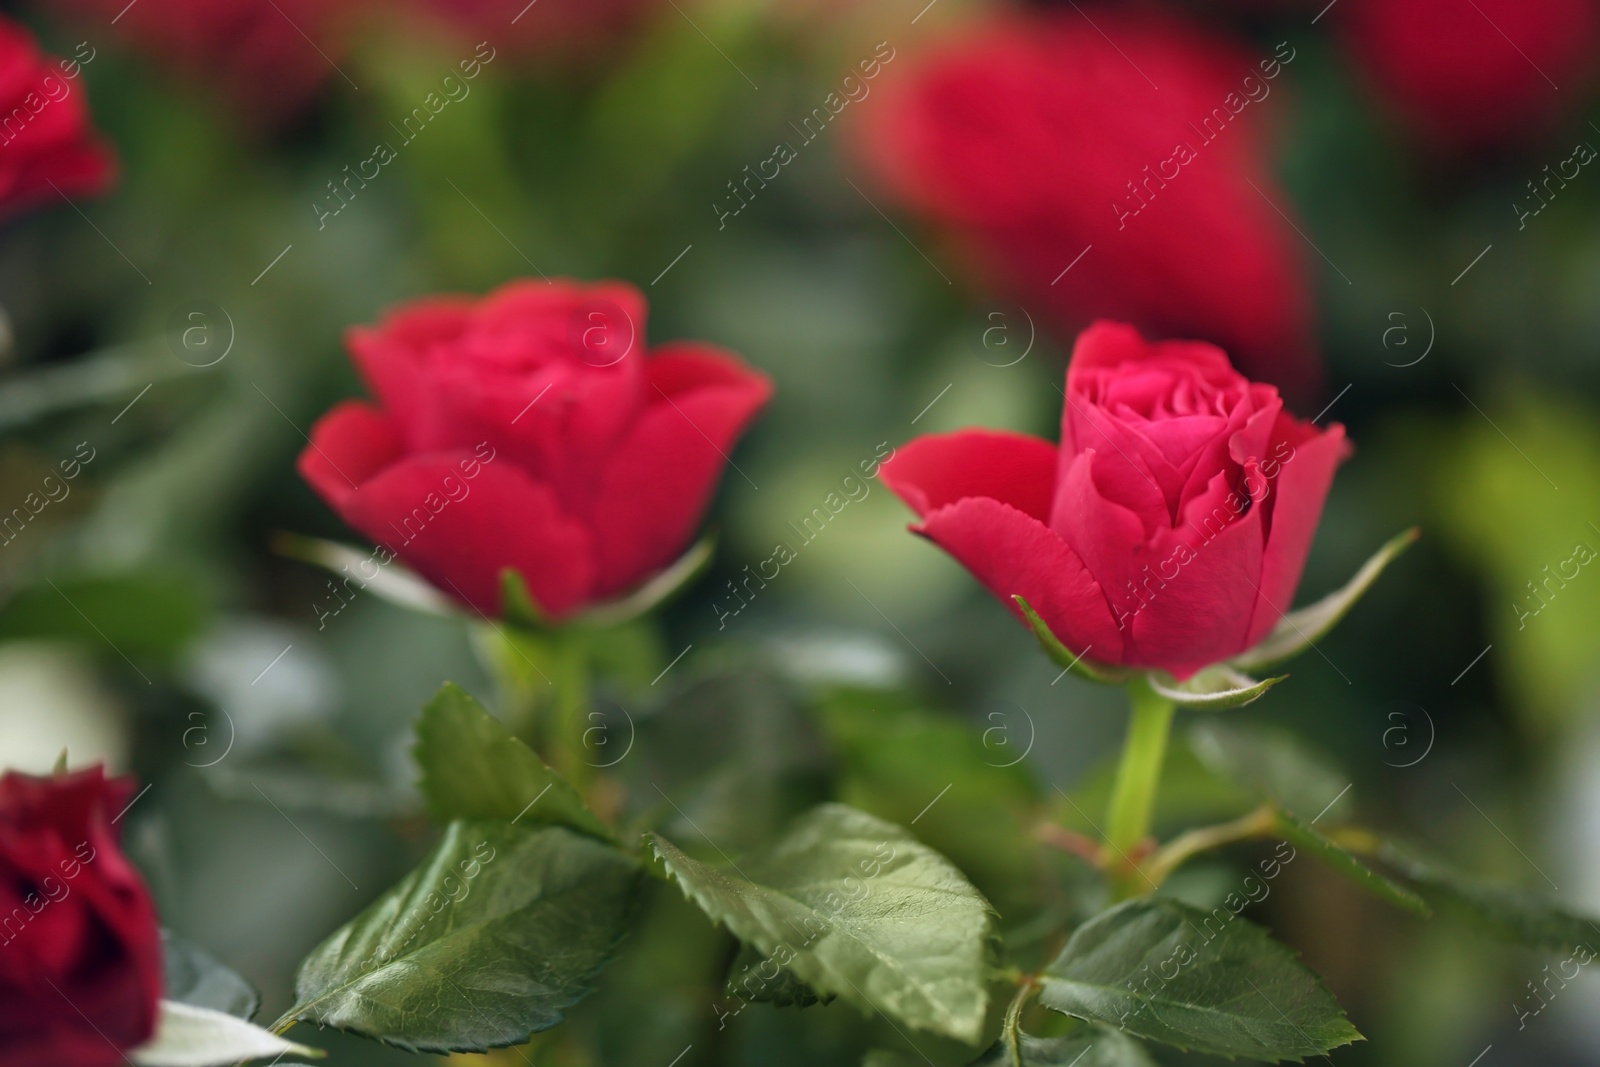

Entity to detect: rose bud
[883,322,1414,704]
[0,766,162,1066]
[850,9,1320,400]
[1340,0,1600,155]
[0,16,115,219]
[298,278,772,622]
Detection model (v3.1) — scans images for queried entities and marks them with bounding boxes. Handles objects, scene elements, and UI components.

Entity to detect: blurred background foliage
[3,0,1600,1063]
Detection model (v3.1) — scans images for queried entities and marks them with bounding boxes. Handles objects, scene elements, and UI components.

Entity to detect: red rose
[0,767,162,1067]
[0,17,115,219]
[881,322,1350,681]
[1341,0,1600,153]
[851,10,1320,398]
[47,0,362,123]
[299,278,772,620]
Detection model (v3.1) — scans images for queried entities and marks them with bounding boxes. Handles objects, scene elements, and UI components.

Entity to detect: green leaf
[726,941,835,1008]
[1187,720,1353,824]
[288,820,640,1053]
[1270,814,1428,916]
[1013,596,1131,685]
[161,932,260,1019]
[414,682,612,841]
[650,803,994,1044]
[1146,665,1286,710]
[500,568,551,630]
[1381,842,1600,951]
[1231,528,1418,672]
[813,688,1041,920]
[1038,898,1360,1062]
[130,1001,321,1066]
[0,571,207,659]
[971,1025,1159,1066]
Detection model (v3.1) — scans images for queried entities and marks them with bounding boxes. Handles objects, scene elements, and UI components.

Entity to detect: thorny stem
[1102,676,1176,893]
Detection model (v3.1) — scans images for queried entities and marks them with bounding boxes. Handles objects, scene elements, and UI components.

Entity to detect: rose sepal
[501,534,717,633]
[1229,527,1419,673]
[1013,595,1133,685]
[1016,595,1281,707]
[1145,664,1287,710]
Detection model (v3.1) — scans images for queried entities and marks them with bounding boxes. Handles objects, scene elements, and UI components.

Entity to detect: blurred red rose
[299,278,772,620]
[881,321,1349,680]
[47,0,362,123]
[851,9,1320,399]
[1340,0,1600,153]
[0,16,115,218]
[0,766,162,1067]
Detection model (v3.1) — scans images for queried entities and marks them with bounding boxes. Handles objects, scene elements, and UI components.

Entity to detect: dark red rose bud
[0,16,115,219]
[299,278,772,621]
[1341,0,1600,154]
[851,9,1321,400]
[0,766,162,1067]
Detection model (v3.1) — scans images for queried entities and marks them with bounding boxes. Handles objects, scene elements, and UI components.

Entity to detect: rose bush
[881,321,1350,681]
[299,278,772,621]
[851,9,1319,398]
[0,767,162,1067]
[0,17,114,219]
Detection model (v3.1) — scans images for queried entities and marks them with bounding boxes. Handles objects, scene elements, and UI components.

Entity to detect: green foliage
[0,571,206,659]
[413,681,613,840]
[288,820,640,1053]
[727,942,835,1008]
[1038,898,1360,1063]
[970,1025,1159,1067]
[161,932,260,1020]
[1231,528,1419,671]
[651,803,995,1045]
[1147,665,1285,710]
[1187,720,1353,824]
[1383,841,1600,952]
[1431,390,1600,729]
[813,687,1042,920]
[1271,812,1428,915]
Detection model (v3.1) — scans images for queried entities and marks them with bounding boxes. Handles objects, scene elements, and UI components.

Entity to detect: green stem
[1142,805,1276,886]
[1103,676,1176,873]
[551,630,592,793]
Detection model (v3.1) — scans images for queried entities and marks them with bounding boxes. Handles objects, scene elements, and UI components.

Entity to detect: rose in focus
[0,767,162,1067]
[299,278,772,620]
[881,321,1350,680]
[852,9,1319,398]
[0,17,114,219]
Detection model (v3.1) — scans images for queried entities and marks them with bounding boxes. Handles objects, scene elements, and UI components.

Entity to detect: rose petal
[1132,464,1267,678]
[296,401,404,511]
[1245,419,1351,646]
[586,344,772,598]
[345,297,474,447]
[878,429,1057,521]
[340,454,596,618]
[915,496,1122,659]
